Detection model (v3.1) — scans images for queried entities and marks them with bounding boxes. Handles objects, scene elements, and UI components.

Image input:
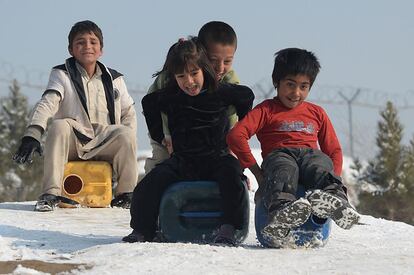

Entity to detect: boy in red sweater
[227,48,360,245]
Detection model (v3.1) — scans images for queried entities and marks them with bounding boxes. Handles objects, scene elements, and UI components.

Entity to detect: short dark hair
[68,20,103,50]
[272,48,321,88]
[198,21,237,50]
[157,37,218,91]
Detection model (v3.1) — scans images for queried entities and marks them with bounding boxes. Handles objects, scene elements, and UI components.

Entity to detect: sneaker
[34,193,60,212]
[122,230,147,243]
[261,198,312,241]
[213,224,236,246]
[111,192,133,209]
[307,189,360,230]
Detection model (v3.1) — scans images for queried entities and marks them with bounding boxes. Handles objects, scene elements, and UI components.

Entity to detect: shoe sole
[261,198,312,241]
[307,190,360,230]
[34,201,55,212]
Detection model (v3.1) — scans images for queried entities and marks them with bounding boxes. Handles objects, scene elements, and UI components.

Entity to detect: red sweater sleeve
[227,102,268,168]
[317,109,343,176]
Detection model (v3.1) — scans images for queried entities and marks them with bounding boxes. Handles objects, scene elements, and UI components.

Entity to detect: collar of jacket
[55,57,119,124]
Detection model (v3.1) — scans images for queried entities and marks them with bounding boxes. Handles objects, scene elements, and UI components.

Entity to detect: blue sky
[1,0,413,157]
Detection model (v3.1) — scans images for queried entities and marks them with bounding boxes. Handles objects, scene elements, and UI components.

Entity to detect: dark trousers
[130,154,246,239]
[260,148,347,210]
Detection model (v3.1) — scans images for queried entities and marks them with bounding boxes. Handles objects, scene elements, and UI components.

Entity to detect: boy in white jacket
[13,20,138,211]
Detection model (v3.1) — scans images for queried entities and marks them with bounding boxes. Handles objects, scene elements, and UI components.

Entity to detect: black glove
[13,136,43,164]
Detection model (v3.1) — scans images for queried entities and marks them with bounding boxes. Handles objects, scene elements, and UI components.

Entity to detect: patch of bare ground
[0,260,91,274]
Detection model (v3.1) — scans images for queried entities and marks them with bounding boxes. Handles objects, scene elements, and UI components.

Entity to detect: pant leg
[209,155,246,230]
[92,126,138,195]
[41,120,79,196]
[130,157,181,239]
[261,149,299,210]
[299,149,347,199]
[142,136,170,177]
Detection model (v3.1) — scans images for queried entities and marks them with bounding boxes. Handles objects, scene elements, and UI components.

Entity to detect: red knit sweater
[227,97,343,176]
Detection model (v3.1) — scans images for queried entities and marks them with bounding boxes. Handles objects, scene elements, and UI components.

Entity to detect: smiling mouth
[186,85,198,93]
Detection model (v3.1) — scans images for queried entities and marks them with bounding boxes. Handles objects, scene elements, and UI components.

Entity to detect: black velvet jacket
[142,83,254,158]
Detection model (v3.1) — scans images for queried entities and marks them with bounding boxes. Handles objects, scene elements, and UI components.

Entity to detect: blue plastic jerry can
[255,185,331,248]
[158,181,249,243]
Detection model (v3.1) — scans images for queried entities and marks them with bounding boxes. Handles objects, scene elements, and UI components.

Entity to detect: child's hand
[249,164,264,185]
[245,177,252,191]
[249,163,264,203]
[162,135,174,155]
[240,174,252,191]
[13,136,43,164]
[253,174,264,203]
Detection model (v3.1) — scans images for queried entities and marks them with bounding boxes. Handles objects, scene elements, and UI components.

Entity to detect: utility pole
[339,89,361,158]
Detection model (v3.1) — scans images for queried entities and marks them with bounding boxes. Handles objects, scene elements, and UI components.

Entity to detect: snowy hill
[1,150,413,274]
[1,197,414,274]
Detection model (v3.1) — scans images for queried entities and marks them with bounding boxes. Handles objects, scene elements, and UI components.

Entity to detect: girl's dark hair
[272,48,321,88]
[68,20,104,50]
[155,37,218,91]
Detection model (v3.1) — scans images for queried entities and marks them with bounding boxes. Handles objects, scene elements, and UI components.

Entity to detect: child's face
[174,64,204,96]
[205,42,236,81]
[276,74,311,109]
[68,31,102,68]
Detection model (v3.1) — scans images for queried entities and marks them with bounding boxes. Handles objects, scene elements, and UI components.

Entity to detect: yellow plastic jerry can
[60,161,112,208]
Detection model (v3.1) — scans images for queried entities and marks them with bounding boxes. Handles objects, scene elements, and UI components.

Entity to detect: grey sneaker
[261,198,312,242]
[307,189,360,230]
[34,194,59,212]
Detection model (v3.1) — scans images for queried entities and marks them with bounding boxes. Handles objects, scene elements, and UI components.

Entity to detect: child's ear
[68,46,73,56]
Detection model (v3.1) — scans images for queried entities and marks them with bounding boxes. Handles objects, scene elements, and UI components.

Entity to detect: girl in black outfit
[123,37,254,245]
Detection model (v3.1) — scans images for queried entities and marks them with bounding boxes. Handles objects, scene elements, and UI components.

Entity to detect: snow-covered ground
[1,150,413,274]
[1,197,414,274]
